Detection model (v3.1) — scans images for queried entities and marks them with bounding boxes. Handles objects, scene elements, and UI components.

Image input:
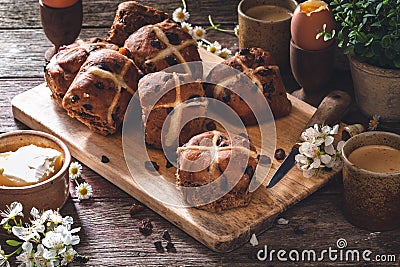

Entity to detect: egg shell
[40,0,79,8]
[291,3,335,51]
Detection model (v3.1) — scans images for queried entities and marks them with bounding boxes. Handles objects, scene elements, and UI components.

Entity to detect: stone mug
[238,0,298,73]
[341,131,400,231]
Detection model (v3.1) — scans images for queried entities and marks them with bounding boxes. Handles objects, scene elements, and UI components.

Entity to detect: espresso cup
[341,131,400,231]
[238,0,298,72]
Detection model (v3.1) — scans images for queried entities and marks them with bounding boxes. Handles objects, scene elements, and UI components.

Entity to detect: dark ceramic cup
[341,131,400,231]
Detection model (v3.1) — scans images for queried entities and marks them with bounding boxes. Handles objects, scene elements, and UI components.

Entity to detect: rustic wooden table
[0,0,399,266]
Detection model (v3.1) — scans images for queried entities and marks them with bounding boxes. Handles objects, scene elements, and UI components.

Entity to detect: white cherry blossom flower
[12,226,40,242]
[1,202,23,225]
[60,248,76,266]
[172,7,190,23]
[16,242,34,267]
[0,246,10,267]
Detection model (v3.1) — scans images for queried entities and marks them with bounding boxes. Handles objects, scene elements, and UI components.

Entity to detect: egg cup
[0,130,71,216]
[290,39,335,106]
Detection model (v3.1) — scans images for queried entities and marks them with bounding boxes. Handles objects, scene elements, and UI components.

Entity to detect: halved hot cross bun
[62,49,139,135]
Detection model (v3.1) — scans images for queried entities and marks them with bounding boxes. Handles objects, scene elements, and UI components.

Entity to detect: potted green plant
[331,0,400,126]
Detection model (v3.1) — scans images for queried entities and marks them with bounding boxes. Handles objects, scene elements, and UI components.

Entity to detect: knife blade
[266,90,352,188]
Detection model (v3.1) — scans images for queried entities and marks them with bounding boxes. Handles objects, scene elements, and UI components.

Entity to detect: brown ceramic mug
[238,0,298,72]
[341,131,400,231]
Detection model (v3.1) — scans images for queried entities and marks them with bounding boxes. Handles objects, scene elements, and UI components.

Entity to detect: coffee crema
[245,5,292,22]
[348,145,400,173]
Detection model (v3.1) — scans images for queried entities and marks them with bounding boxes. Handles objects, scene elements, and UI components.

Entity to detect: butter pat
[0,144,63,186]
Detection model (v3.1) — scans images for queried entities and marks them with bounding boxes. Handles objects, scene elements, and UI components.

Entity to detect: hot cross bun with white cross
[62,49,139,135]
[124,19,201,76]
[205,47,292,125]
[138,71,207,149]
[107,1,168,46]
[176,131,258,212]
[45,38,119,106]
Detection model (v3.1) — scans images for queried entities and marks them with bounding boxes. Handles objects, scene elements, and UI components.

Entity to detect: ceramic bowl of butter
[0,130,71,214]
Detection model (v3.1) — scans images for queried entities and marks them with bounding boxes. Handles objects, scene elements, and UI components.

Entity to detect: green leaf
[381,35,392,48]
[344,45,354,54]
[376,2,383,14]
[6,240,22,247]
[394,58,400,68]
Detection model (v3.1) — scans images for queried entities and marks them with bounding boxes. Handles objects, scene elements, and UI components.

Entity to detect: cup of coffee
[238,0,298,72]
[341,131,400,231]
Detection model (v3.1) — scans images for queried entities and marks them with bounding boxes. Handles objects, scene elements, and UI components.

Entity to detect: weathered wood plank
[0,0,239,29]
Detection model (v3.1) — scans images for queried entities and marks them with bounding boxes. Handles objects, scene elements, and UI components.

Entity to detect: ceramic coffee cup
[341,131,400,231]
[238,0,298,72]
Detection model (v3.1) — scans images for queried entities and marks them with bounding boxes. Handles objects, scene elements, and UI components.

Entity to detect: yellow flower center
[220,51,228,58]
[71,167,78,175]
[195,29,203,37]
[371,120,378,126]
[182,27,189,32]
[177,12,185,20]
[79,187,88,196]
[209,46,217,53]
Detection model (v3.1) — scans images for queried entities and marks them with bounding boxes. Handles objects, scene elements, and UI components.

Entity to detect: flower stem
[181,0,187,11]
[73,178,80,187]
[208,15,235,33]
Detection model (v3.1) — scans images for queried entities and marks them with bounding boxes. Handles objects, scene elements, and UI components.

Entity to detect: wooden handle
[304,90,352,130]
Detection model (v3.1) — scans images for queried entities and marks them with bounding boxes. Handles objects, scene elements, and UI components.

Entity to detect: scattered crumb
[166,241,177,253]
[154,241,164,252]
[129,204,145,216]
[138,219,153,236]
[162,230,171,242]
[249,233,258,247]
[277,218,289,225]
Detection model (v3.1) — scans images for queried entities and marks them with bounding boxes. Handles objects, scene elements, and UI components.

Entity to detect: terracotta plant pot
[348,54,400,124]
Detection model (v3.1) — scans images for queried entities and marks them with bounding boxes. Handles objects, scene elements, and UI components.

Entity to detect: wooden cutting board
[11,50,340,252]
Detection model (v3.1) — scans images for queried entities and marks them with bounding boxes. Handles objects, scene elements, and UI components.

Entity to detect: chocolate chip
[166,107,174,114]
[245,166,254,178]
[165,31,180,45]
[239,48,250,55]
[101,155,110,163]
[129,203,144,216]
[83,104,93,110]
[258,68,275,76]
[166,56,178,66]
[154,241,164,252]
[138,219,153,236]
[258,155,271,165]
[206,121,216,131]
[163,75,171,82]
[255,56,264,64]
[71,94,80,103]
[145,161,159,172]
[162,230,171,241]
[263,81,275,94]
[166,241,177,253]
[98,61,111,72]
[95,81,104,90]
[150,40,162,49]
[222,90,231,102]
[274,148,286,160]
[154,84,161,92]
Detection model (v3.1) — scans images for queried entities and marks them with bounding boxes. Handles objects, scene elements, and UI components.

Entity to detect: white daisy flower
[368,114,380,131]
[206,41,222,54]
[172,7,190,23]
[192,26,206,40]
[180,22,192,34]
[76,182,93,200]
[69,162,82,180]
[1,202,23,225]
[234,25,239,37]
[218,47,232,59]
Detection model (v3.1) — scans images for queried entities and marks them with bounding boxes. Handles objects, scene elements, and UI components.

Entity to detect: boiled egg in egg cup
[289,0,336,107]
[0,130,71,218]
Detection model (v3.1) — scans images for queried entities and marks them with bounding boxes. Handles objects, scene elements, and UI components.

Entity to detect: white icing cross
[144,26,196,75]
